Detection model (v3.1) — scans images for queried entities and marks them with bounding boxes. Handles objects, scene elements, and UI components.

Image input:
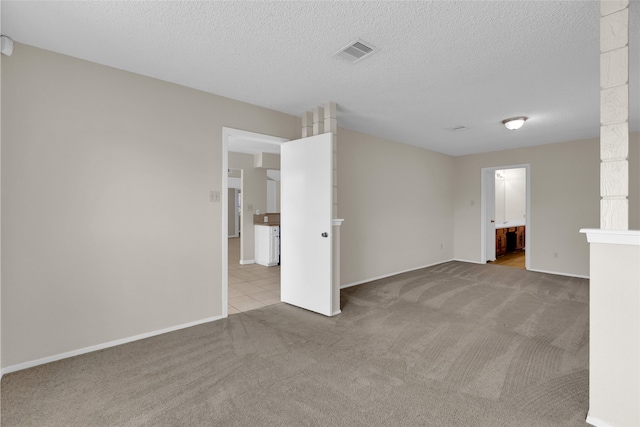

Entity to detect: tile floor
[228,237,281,315]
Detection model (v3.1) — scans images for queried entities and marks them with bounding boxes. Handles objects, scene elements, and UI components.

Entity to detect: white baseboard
[331,309,342,316]
[527,268,589,279]
[454,258,589,280]
[239,259,255,265]
[586,414,613,427]
[453,258,486,265]
[339,260,588,291]
[340,259,455,289]
[1,314,223,376]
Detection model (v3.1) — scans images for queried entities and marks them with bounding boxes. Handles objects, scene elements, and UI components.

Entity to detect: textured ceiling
[2,1,639,156]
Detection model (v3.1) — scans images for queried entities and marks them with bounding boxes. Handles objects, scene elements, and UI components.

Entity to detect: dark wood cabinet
[496,226,525,257]
[515,227,525,251]
[496,228,507,256]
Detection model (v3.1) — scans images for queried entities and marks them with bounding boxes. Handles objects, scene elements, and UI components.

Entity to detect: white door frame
[483,169,497,262]
[222,127,288,318]
[480,164,531,269]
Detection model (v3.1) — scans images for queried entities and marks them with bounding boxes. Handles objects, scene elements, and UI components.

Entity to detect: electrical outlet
[210,190,220,202]
[247,204,254,212]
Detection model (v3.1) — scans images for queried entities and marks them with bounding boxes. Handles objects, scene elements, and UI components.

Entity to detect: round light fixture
[502,116,528,131]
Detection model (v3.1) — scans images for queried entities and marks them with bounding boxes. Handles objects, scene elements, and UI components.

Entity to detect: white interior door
[485,170,496,261]
[281,133,333,316]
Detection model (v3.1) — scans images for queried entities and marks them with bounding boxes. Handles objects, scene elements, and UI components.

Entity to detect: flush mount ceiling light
[502,116,528,131]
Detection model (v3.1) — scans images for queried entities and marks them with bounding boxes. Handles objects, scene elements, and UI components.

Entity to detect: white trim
[222,130,229,318]
[527,267,589,279]
[339,259,587,291]
[223,127,289,145]
[580,228,640,245]
[454,258,485,265]
[340,259,455,289]
[331,309,342,316]
[239,259,255,265]
[1,315,223,376]
[586,414,613,427]
[332,218,344,226]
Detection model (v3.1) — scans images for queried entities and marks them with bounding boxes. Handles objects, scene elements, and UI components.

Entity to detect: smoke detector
[333,39,377,64]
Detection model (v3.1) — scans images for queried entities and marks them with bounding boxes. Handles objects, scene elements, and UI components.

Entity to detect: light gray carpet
[2,261,590,426]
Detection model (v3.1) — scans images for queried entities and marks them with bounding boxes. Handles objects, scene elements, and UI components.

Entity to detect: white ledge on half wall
[580,229,640,246]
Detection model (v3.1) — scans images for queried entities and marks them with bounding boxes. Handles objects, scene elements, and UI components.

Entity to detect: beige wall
[338,128,455,286]
[0,16,3,380]
[228,152,268,263]
[3,42,637,371]
[240,168,267,262]
[454,134,640,277]
[1,44,299,368]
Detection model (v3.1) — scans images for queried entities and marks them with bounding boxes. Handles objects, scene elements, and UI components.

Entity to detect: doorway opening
[222,128,288,317]
[480,164,530,270]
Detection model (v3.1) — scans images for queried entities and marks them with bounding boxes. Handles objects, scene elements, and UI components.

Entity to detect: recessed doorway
[481,165,530,270]
[222,128,288,317]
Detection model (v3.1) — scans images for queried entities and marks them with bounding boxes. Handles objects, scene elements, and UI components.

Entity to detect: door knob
[490,220,495,223]
[321,232,328,238]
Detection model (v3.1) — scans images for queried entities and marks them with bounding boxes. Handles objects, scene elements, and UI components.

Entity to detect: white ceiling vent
[333,39,377,63]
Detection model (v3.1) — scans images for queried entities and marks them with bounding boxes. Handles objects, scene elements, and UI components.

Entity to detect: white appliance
[255,225,280,267]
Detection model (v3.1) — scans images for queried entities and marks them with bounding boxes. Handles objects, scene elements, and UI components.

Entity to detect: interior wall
[453,133,640,277]
[267,180,276,213]
[504,168,526,221]
[227,189,237,237]
[228,152,268,263]
[0,43,299,369]
[240,167,267,262]
[0,15,4,379]
[338,128,455,286]
[495,168,526,223]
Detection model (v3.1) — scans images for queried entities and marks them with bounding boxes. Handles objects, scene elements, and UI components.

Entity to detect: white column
[313,106,324,136]
[581,3,639,427]
[600,1,629,230]
[324,101,337,134]
[301,111,313,138]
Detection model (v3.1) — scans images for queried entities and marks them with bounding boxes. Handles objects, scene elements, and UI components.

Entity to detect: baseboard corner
[452,258,486,265]
[527,267,589,279]
[586,413,613,427]
[340,259,455,290]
